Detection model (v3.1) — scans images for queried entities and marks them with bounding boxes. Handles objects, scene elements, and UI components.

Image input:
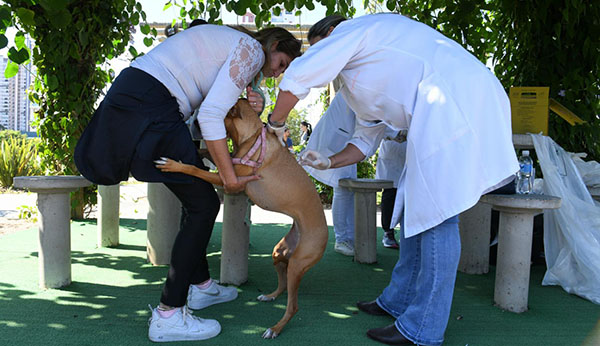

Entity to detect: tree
[0,0,153,216]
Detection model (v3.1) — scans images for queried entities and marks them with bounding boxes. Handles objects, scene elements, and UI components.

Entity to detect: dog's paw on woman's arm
[154,157,184,173]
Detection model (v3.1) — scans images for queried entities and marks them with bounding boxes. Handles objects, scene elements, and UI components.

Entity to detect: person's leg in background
[332,185,355,256]
[381,188,400,249]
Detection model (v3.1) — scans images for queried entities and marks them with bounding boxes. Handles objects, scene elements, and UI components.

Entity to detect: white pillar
[98,184,120,247]
[494,209,536,313]
[339,178,394,264]
[480,194,561,313]
[146,183,181,265]
[458,201,492,274]
[13,176,92,289]
[219,190,250,285]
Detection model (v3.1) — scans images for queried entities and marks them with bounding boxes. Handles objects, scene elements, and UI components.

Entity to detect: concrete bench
[13,175,92,289]
[338,178,394,264]
[97,184,120,247]
[458,201,493,274]
[480,193,561,313]
[216,187,251,285]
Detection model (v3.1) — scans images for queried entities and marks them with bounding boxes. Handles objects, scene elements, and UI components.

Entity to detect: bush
[0,136,43,188]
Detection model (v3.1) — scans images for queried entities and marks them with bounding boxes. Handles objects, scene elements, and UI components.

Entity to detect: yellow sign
[510,87,550,135]
[549,98,586,126]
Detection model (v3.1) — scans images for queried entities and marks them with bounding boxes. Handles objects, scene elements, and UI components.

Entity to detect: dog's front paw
[257,294,276,302]
[262,328,279,339]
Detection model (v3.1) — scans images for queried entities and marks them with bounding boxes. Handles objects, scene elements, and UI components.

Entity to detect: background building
[0,36,35,133]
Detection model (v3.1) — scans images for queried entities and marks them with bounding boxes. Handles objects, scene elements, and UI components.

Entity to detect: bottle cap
[523,150,530,156]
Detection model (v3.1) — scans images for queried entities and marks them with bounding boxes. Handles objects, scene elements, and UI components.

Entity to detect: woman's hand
[246,86,264,114]
[224,174,261,194]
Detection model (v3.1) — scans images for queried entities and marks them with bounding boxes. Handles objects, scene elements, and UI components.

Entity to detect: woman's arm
[205,138,260,193]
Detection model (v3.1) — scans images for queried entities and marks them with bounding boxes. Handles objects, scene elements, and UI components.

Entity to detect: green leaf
[273,6,281,16]
[143,37,153,47]
[4,61,19,78]
[140,23,150,35]
[386,0,395,11]
[48,9,72,29]
[284,0,295,12]
[8,47,29,64]
[163,2,172,11]
[180,7,187,17]
[14,31,25,49]
[0,34,7,49]
[0,7,11,27]
[39,0,70,11]
[16,8,35,26]
[129,46,138,57]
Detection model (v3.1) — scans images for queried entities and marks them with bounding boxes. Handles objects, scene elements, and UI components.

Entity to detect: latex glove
[246,86,264,114]
[267,122,286,147]
[299,150,331,170]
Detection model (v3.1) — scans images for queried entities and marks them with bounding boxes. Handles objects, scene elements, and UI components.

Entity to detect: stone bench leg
[339,179,394,264]
[220,192,251,285]
[458,201,492,274]
[98,184,120,247]
[147,183,181,265]
[352,189,379,263]
[494,207,538,313]
[13,176,91,289]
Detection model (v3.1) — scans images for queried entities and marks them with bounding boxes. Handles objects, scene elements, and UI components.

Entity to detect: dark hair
[307,15,347,42]
[190,19,208,27]
[301,121,312,136]
[231,26,302,73]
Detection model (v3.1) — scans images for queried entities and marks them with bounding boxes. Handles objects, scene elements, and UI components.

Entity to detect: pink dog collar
[231,126,267,173]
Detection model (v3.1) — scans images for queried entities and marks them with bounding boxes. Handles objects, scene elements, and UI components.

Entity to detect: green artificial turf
[0,219,598,346]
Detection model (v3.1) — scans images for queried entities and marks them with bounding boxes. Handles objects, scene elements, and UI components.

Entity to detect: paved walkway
[0,180,384,227]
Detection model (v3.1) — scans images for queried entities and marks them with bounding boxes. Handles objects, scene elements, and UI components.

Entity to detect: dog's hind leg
[257,261,287,302]
[262,242,323,339]
[256,222,298,302]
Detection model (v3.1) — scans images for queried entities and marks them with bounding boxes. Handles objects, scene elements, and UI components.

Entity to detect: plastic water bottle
[516,150,534,194]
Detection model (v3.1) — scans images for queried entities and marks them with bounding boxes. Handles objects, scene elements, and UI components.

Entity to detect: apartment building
[0,51,34,132]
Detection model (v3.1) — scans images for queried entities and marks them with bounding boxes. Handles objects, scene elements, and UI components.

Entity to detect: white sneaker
[187,280,238,310]
[334,241,354,256]
[148,305,221,342]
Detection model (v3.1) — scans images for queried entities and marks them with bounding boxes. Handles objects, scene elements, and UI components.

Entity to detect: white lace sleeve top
[131,25,265,140]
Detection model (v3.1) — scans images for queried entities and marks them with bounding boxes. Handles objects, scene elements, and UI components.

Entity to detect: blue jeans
[377,215,460,346]
[332,186,354,244]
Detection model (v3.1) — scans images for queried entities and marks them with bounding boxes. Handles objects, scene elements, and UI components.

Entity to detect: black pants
[381,188,398,233]
[75,67,220,307]
[161,177,221,307]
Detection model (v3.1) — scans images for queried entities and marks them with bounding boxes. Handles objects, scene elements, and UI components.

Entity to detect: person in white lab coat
[303,93,357,256]
[267,14,518,346]
[375,138,407,249]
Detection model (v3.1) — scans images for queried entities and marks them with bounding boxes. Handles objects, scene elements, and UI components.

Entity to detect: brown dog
[155,99,328,338]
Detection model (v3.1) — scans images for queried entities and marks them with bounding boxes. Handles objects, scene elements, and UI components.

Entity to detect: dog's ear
[227,101,242,119]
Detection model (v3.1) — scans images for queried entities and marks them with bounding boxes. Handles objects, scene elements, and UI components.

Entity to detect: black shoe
[357,300,391,317]
[367,324,414,345]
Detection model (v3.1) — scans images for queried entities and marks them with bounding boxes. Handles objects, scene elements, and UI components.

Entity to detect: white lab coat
[303,94,357,187]
[375,140,407,188]
[280,14,518,237]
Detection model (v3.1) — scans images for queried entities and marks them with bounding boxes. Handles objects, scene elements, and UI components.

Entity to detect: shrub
[0,136,43,188]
